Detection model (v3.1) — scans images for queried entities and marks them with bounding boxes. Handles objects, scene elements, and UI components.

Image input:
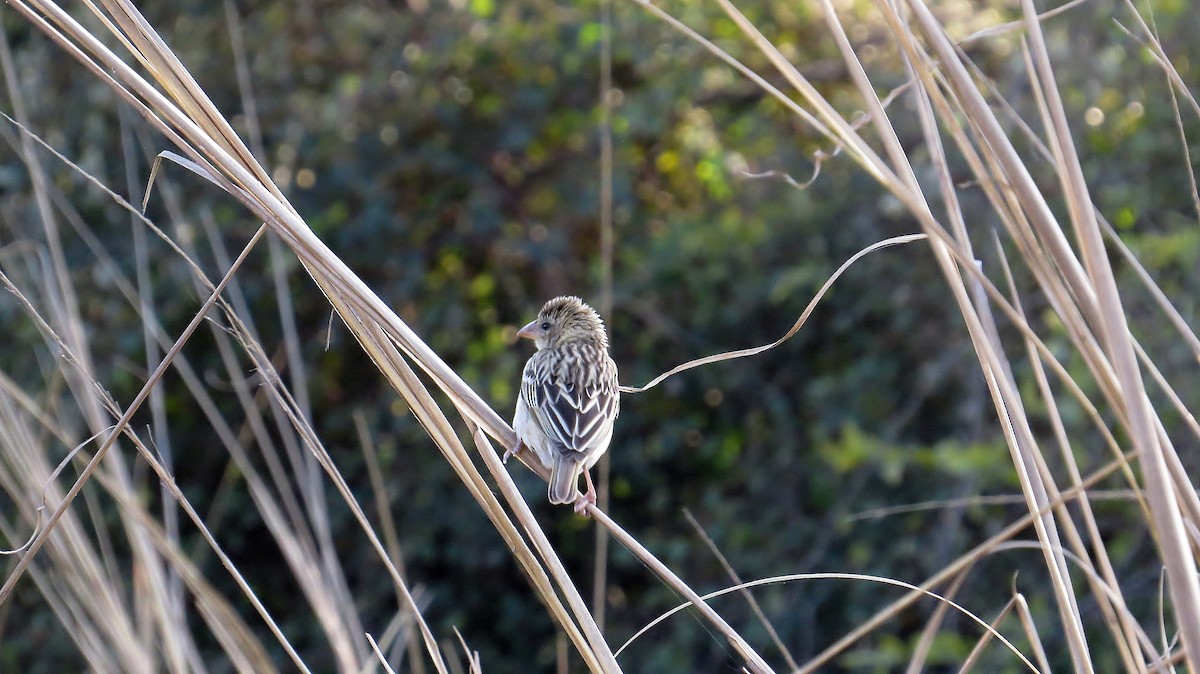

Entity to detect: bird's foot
[573,490,596,516]
[503,439,525,464]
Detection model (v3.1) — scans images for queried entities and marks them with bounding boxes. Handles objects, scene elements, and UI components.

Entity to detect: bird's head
[517,296,608,350]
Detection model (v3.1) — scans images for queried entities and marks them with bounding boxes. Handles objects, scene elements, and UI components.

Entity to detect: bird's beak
[516,320,539,341]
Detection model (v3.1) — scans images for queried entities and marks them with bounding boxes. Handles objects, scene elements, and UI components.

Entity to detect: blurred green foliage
[2,0,1200,671]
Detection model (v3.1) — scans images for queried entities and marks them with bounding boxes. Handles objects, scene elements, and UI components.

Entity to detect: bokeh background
[1,0,1198,671]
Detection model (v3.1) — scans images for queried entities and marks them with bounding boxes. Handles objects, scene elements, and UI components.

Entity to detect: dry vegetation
[0,0,1197,672]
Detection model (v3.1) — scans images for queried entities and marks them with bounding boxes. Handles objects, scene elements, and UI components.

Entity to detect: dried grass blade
[621,233,926,394]
[1013,593,1055,674]
[957,596,1019,674]
[144,150,231,210]
[905,571,969,674]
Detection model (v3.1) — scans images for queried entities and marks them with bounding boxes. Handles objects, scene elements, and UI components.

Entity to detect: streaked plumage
[509,296,619,513]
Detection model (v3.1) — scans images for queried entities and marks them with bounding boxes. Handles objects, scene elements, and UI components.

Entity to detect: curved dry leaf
[620,233,928,394]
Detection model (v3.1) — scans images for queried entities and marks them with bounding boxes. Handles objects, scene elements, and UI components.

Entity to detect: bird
[507,296,620,514]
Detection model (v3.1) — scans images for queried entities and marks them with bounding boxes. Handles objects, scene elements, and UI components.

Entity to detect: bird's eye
[540,322,551,331]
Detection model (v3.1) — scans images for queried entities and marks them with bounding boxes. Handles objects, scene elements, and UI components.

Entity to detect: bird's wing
[522,350,618,460]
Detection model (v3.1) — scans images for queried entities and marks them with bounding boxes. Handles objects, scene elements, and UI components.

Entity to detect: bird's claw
[573,490,596,516]
[502,440,525,464]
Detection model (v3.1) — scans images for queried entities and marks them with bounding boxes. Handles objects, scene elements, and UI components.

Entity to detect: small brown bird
[507,296,620,514]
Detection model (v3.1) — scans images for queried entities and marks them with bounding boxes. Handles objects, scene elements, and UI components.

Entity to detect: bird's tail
[548,456,582,505]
